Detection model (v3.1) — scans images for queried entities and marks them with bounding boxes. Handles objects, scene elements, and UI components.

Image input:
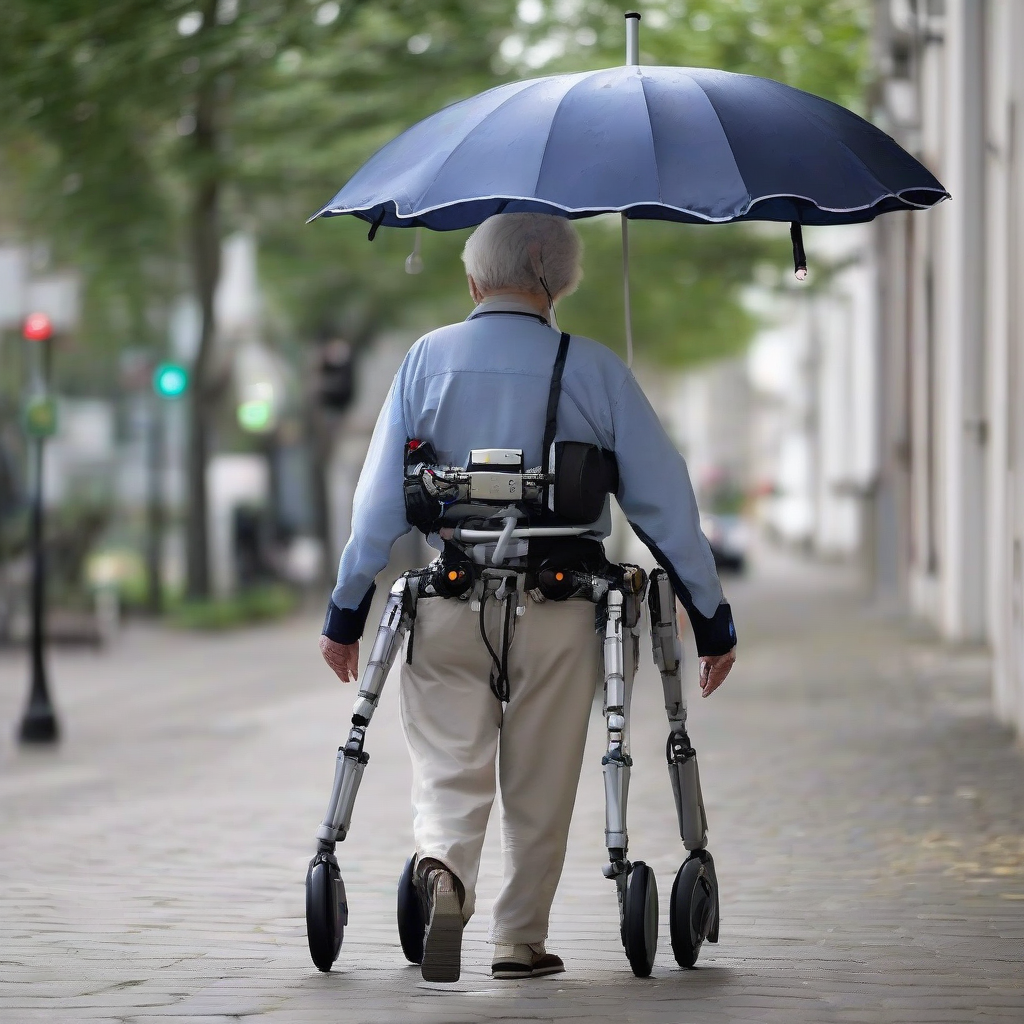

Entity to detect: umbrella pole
[621,214,634,368]
[621,12,640,368]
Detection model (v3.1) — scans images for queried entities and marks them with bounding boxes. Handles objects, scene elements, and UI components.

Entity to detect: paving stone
[1,546,1022,1022]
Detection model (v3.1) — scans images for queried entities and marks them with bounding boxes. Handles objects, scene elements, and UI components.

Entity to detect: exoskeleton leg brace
[648,568,708,851]
[316,575,416,849]
[599,570,645,890]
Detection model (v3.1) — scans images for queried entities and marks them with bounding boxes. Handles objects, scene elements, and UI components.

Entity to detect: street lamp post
[18,312,59,745]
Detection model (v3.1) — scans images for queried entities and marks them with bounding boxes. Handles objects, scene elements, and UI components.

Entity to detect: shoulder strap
[543,332,571,475]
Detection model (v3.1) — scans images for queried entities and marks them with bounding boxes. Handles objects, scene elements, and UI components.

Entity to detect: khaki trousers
[399,592,601,945]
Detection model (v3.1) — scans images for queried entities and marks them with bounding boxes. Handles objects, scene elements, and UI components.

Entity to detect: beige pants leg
[399,593,600,942]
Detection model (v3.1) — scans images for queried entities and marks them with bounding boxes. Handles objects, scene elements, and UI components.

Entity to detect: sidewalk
[1,546,1022,1023]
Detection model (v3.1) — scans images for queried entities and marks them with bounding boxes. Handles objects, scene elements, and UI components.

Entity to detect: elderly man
[320,212,735,982]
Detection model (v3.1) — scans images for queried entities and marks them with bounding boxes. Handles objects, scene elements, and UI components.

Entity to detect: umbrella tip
[625,11,640,66]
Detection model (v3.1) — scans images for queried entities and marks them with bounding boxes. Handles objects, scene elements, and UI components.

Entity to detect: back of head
[462,212,582,300]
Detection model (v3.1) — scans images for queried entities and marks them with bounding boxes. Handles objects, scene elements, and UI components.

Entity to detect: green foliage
[511,0,870,110]
[0,0,870,383]
[169,582,298,630]
[562,217,787,366]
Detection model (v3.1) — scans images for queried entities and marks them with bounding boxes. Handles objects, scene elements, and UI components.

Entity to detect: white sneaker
[492,941,565,979]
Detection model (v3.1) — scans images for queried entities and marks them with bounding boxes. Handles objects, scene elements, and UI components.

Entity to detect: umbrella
[310,12,947,362]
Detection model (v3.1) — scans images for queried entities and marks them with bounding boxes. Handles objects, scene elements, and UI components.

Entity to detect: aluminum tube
[316,749,349,842]
[603,759,629,848]
[332,756,367,839]
[360,592,406,703]
[603,592,625,709]
[625,11,640,66]
[491,515,518,565]
[452,526,590,541]
[672,756,708,851]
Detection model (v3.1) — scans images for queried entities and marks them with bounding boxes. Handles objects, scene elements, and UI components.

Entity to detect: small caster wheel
[670,849,719,968]
[397,854,424,964]
[622,860,658,977]
[306,849,347,972]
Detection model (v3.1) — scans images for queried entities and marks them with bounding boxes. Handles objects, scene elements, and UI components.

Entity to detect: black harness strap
[543,332,571,476]
[467,309,550,326]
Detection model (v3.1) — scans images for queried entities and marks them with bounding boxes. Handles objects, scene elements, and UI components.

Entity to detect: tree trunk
[184,57,221,601]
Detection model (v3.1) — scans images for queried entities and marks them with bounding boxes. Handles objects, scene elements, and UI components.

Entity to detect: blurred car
[699,513,749,574]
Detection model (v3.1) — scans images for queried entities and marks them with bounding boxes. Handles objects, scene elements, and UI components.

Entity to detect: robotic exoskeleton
[305,554,720,978]
[306,332,721,976]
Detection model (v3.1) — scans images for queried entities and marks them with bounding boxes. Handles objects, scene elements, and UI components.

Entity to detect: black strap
[467,309,550,326]
[790,222,807,276]
[479,587,515,703]
[543,332,571,475]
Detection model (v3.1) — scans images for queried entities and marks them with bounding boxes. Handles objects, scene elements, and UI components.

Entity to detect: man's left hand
[699,649,735,698]
[320,636,360,683]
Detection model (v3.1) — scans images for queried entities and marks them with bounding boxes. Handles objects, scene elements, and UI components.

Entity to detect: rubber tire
[670,852,717,968]
[397,855,425,964]
[623,861,659,978]
[306,855,345,972]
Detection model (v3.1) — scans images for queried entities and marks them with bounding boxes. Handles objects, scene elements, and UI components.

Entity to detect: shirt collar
[468,294,552,325]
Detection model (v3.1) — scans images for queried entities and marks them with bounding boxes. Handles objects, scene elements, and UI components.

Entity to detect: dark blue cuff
[322,585,376,644]
[685,600,736,657]
[627,521,737,657]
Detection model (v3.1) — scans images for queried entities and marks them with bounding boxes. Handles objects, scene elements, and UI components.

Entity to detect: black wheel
[306,851,346,972]
[622,860,658,977]
[670,850,719,968]
[397,855,425,964]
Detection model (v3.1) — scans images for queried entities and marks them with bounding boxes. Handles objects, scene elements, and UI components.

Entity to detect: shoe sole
[492,962,565,979]
[532,962,565,977]
[421,877,462,983]
[492,965,533,979]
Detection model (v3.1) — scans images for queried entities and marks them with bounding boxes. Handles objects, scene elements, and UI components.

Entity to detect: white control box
[469,472,524,501]
[469,448,523,467]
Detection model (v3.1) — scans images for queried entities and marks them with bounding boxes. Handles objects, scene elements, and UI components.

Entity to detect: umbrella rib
[752,79,895,207]
[531,74,584,204]
[637,75,662,204]
[691,77,753,211]
[413,76,581,215]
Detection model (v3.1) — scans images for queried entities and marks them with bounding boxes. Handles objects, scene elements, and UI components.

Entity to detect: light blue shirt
[333,297,726,627]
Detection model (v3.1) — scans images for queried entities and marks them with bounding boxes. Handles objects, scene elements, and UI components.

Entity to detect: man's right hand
[320,636,360,683]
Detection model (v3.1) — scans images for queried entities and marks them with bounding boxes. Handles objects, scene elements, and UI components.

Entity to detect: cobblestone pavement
[1,546,1023,1023]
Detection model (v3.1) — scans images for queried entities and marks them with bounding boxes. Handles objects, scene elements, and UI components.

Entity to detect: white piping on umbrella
[309,187,950,227]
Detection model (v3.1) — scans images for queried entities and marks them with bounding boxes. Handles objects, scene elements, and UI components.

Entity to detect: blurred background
[0,0,1021,741]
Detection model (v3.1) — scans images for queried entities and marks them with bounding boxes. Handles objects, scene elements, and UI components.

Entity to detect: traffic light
[23,312,53,342]
[153,362,189,398]
[237,382,276,433]
[318,340,354,411]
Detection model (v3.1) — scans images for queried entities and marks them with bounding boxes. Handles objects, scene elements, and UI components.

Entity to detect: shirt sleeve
[611,372,736,656]
[325,363,413,643]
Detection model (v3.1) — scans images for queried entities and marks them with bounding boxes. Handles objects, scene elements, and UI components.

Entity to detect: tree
[0,0,520,597]
[0,0,870,594]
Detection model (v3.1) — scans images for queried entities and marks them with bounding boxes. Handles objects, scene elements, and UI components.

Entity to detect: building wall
[874,0,1024,733]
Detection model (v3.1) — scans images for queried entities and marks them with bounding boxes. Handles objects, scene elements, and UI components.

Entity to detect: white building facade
[873,0,1024,733]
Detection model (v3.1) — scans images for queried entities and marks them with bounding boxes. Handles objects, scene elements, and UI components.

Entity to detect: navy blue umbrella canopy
[309,64,948,232]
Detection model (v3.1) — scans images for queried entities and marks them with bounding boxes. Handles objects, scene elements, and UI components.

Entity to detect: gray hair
[462,213,583,300]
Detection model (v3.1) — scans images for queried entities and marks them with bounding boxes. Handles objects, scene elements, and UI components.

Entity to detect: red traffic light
[23,313,53,342]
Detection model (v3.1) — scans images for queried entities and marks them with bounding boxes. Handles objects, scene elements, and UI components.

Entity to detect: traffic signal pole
[19,316,58,744]
[145,396,165,615]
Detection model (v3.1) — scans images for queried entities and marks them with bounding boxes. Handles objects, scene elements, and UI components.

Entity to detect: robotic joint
[602,751,633,767]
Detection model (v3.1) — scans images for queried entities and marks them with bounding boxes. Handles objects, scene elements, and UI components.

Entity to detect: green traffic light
[153,362,188,398]
[237,399,274,433]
